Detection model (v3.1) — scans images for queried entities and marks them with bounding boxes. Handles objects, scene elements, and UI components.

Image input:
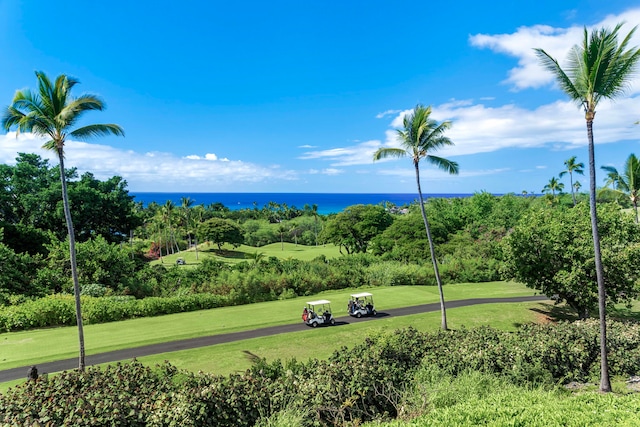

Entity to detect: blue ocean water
[131,192,475,215]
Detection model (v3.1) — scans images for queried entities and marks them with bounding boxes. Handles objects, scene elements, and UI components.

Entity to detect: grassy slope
[151,242,343,266]
[0,282,538,371]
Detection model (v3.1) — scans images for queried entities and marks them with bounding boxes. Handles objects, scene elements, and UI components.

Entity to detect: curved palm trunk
[570,172,577,206]
[586,117,611,392]
[58,153,85,372]
[414,161,447,330]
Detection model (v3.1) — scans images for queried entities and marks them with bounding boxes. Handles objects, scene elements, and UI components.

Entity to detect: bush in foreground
[1,320,639,426]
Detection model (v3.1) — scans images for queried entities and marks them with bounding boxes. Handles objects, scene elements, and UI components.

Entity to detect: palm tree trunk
[414,161,447,330]
[58,153,85,372]
[570,172,577,206]
[586,117,611,392]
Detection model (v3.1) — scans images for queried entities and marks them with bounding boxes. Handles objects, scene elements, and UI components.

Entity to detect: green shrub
[2,321,640,425]
[0,293,227,331]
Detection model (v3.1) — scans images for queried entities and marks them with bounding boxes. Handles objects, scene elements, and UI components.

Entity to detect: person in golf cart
[348,292,376,317]
[303,300,335,327]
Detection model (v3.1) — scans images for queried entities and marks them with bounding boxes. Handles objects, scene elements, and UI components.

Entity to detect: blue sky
[1,0,639,194]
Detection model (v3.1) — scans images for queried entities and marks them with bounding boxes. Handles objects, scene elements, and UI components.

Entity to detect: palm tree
[535,23,640,392]
[559,156,585,205]
[542,176,565,198]
[573,180,582,195]
[181,196,195,249]
[2,72,124,371]
[191,204,205,260]
[161,200,179,254]
[277,223,287,251]
[373,104,458,331]
[601,153,640,223]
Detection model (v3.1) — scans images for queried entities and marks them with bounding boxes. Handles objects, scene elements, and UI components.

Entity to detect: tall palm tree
[373,104,458,330]
[560,156,585,205]
[2,71,124,371]
[161,200,179,254]
[191,204,204,260]
[181,196,195,249]
[601,153,640,223]
[542,176,565,198]
[535,23,640,392]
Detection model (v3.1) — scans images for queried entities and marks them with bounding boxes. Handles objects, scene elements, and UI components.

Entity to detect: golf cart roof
[307,299,331,305]
[350,292,373,298]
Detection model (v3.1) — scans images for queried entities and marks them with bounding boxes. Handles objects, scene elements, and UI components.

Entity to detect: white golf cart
[302,299,335,327]
[348,292,376,318]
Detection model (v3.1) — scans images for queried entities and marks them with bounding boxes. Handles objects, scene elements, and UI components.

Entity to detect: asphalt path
[0,295,548,383]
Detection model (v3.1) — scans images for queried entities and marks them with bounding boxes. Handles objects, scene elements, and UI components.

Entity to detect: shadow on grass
[199,247,247,260]
[609,306,640,321]
[526,302,640,324]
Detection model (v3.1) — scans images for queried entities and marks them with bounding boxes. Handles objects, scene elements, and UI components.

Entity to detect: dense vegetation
[1,152,638,332]
[2,320,639,426]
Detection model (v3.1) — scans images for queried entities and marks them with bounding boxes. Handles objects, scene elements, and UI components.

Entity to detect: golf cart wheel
[372,310,377,316]
[330,318,336,325]
[311,322,318,328]
[356,312,362,318]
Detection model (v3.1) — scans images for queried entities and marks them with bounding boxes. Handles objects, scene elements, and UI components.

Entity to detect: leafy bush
[0,293,228,332]
[2,321,640,425]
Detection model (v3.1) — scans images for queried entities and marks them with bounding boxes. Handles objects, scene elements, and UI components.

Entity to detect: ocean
[130,192,475,215]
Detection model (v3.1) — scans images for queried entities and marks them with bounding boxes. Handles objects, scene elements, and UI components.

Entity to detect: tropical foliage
[2,72,124,371]
[601,153,640,223]
[373,104,459,330]
[560,156,585,206]
[2,321,640,425]
[502,202,640,319]
[535,22,640,392]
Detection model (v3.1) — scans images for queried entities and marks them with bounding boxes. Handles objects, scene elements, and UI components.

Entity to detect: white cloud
[298,92,639,169]
[298,139,387,166]
[376,109,402,119]
[469,9,640,91]
[0,132,297,191]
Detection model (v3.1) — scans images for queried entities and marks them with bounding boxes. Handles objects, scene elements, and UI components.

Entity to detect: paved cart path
[0,295,548,383]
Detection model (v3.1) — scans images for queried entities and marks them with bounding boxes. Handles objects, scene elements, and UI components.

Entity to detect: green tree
[2,72,124,371]
[67,173,141,242]
[535,24,640,392]
[503,203,640,319]
[0,153,62,230]
[542,176,565,198]
[600,153,640,223]
[319,204,392,254]
[0,237,44,301]
[373,104,459,330]
[559,156,585,206]
[42,235,138,295]
[198,218,244,249]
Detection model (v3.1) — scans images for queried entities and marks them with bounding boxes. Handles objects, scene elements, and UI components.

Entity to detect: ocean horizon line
[130,192,485,215]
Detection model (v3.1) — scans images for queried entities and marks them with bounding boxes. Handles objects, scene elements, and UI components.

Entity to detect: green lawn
[151,242,343,266]
[133,300,549,376]
[0,282,539,374]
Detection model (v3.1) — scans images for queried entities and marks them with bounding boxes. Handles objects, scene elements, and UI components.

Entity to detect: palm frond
[425,155,459,175]
[69,124,125,140]
[534,48,582,102]
[373,147,405,161]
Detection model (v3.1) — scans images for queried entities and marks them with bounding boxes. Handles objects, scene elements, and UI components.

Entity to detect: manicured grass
[0,299,549,394]
[151,242,343,266]
[0,282,537,372]
[133,300,548,376]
